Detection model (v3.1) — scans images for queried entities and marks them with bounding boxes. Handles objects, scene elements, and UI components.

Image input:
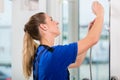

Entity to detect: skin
[38,1,104,68]
[38,14,60,46]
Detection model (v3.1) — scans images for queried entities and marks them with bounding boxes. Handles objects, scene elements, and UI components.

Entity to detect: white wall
[12,0,46,80]
[111,0,120,79]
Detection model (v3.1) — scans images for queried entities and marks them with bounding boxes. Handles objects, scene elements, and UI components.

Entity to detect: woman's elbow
[92,36,99,45]
[69,63,81,68]
[75,63,81,68]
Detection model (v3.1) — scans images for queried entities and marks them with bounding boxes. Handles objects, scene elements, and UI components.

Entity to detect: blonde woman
[23,1,104,80]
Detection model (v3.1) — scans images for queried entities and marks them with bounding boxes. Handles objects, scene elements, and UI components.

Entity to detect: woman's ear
[39,24,48,31]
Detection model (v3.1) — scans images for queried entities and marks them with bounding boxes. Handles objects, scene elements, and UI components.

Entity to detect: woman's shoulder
[52,42,77,50]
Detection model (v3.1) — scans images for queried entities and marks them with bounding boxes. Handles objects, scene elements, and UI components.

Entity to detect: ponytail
[23,32,38,79]
[22,12,45,79]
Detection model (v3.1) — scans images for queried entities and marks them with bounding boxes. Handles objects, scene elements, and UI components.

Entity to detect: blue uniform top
[33,42,78,80]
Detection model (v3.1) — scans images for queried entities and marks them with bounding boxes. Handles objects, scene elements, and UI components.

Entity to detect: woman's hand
[88,1,104,31]
[92,1,104,17]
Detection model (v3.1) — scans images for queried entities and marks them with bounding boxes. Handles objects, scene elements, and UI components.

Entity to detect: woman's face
[44,14,60,37]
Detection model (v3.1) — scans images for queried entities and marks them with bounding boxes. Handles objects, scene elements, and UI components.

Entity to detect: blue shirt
[33,42,78,80]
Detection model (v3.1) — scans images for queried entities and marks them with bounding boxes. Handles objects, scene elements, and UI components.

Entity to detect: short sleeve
[52,42,78,68]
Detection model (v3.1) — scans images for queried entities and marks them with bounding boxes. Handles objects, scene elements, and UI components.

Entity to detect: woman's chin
[55,32,60,37]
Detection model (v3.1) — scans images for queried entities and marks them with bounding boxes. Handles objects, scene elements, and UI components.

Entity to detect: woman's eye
[51,19,53,21]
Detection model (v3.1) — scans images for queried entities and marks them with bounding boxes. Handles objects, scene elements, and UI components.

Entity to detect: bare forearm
[88,1,104,42]
[87,16,104,41]
[69,51,87,68]
[77,1,104,55]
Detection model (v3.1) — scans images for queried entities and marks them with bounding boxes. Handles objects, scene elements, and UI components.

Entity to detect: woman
[23,1,104,80]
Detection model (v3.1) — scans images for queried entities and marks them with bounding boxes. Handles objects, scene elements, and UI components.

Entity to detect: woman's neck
[40,36,55,47]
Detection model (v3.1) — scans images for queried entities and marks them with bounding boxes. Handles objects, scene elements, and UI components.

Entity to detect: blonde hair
[23,32,38,79]
[22,12,46,79]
